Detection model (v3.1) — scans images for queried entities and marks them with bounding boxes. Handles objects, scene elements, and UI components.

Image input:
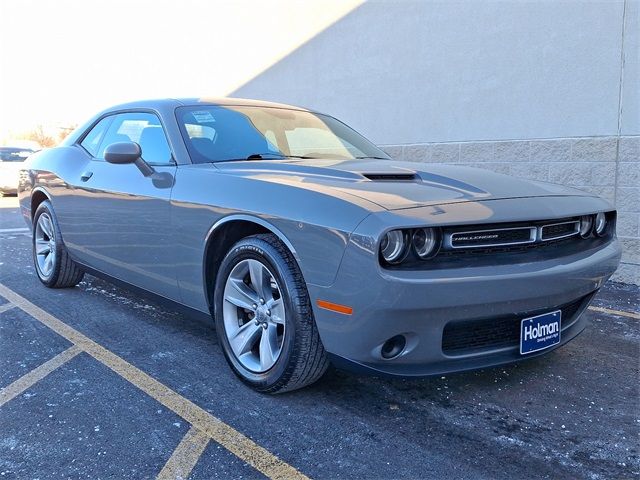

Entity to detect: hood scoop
[362,173,418,182]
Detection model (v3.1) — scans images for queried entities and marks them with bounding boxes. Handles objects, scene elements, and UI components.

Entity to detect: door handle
[80,171,93,182]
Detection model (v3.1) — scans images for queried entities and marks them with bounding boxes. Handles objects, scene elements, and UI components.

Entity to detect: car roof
[0,146,34,152]
[63,97,321,149]
[106,97,314,113]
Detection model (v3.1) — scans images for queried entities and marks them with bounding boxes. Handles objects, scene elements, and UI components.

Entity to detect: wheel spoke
[248,260,269,300]
[43,253,53,274]
[225,279,259,311]
[40,215,53,238]
[268,298,285,324]
[229,321,262,356]
[259,324,278,370]
[35,240,50,255]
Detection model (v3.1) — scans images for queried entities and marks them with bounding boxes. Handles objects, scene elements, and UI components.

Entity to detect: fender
[24,186,54,228]
[204,213,300,262]
[200,213,302,310]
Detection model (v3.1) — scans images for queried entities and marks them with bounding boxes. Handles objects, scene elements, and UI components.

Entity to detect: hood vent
[363,173,418,182]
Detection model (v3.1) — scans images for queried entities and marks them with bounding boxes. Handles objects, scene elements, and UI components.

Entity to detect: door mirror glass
[104,142,141,164]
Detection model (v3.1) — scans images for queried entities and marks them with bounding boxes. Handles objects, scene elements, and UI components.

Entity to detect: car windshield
[0,148,34,162]
[176,105,390,163]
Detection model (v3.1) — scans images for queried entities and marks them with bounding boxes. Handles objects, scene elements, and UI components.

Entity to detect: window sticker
[191,111,216,123]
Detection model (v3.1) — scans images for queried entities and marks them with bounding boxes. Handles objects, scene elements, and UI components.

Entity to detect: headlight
[380,230,409,264]
[595,212,607,236]
[579,215,593,238]
[412,228,439,259]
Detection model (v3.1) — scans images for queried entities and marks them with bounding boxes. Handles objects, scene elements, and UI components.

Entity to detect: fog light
[381,335,406,359]
[595,212,607,236]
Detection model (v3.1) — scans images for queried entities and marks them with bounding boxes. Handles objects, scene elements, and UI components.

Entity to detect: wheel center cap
[255,306,268,324]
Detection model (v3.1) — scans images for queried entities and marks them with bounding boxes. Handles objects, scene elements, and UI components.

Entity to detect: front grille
[450,227,534,248]
[541,221,579,241]
[441,294,591,356]
[445,218,583,251]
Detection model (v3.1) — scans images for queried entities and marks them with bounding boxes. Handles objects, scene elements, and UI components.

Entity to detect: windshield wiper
[231,154,384,162]
[246,153,287,160]
[246,153,324,160]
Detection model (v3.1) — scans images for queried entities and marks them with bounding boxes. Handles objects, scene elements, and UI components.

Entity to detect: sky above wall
[2,0,636,144]
[0,0,362,135]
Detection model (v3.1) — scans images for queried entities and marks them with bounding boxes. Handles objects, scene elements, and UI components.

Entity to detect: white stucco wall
[233,0,639,284]
[621,0,640,136]
[234,0,638,144]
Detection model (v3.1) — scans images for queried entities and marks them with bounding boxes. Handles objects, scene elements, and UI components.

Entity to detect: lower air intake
[441,294,592,356]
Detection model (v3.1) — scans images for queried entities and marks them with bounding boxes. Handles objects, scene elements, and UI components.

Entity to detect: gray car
[18,98,621,393]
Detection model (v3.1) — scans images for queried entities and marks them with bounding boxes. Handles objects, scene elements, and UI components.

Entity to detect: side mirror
[104,142,141,165]
[104,142,155,177]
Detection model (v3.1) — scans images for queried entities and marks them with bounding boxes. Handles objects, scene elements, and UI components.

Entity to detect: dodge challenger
[18,98,621,393]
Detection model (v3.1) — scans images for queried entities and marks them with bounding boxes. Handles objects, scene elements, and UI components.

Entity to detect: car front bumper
[0,169,20,194]
[308,226,621,378]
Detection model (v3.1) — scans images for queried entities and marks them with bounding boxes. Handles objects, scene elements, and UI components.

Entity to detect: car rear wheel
[214,234,329,393]
[33,200,85,288]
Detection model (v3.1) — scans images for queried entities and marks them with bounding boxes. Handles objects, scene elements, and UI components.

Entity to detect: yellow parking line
[588,306,640,320]
[0,302,16,314]
[157,426,210,480]
[0,345,81,407]
[0,282,308,480]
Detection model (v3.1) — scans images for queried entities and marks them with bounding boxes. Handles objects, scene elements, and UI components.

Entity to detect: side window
[97,112,173,165]
[80,117,112,156]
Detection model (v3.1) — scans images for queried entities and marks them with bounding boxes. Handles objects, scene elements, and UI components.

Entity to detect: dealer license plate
[520,310,561,355]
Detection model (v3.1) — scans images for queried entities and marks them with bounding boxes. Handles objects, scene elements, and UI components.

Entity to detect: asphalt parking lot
[0,195,638,480]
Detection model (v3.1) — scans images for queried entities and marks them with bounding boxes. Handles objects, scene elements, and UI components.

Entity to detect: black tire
[214,234,329,393]
[32,200,84,288]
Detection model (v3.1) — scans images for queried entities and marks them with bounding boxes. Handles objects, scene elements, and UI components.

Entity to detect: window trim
[76,109,177,166]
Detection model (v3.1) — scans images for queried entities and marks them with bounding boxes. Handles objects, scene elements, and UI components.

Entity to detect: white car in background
[0,147,36,196]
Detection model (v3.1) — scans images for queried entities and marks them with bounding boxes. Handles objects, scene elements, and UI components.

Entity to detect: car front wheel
[214,234,329,393]
[32,200,84,288]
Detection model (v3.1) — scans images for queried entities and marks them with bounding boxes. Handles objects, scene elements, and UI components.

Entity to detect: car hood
[215,158,593,211]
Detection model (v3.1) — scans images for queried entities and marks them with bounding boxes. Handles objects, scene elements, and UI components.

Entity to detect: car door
[60,111,179,300]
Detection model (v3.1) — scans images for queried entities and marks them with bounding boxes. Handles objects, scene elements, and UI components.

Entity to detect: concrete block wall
[380,136,639,285]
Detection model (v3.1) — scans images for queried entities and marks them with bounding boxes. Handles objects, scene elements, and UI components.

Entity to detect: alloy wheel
[35,212,56,278]
[222,259,286,373]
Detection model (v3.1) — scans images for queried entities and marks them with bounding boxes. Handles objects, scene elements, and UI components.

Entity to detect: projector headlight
[380,230,409,264]
[579,215,593,238]
[412,228,440,259]
[595,212,607,236]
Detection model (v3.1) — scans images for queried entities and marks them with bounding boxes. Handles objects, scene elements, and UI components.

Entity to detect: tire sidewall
[214,239,300,390]
[33,201,63,286]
